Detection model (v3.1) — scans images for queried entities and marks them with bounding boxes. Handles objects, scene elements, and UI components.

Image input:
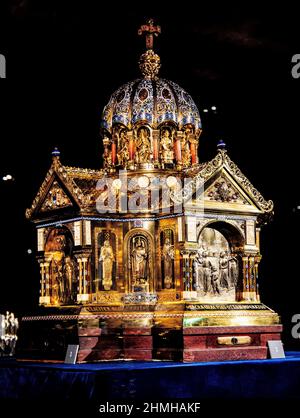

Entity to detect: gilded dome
[101,78,202,133]
[100,20,202,171]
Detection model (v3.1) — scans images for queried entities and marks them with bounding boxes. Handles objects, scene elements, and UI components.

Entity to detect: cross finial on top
[138,19,161,50]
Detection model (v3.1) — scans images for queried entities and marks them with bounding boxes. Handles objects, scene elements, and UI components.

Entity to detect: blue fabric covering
[0,352,299,402]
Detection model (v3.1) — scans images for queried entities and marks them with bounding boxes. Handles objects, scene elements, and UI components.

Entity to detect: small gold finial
[138,19,161,50]
[138,20,161,80]
[139,50,161,80]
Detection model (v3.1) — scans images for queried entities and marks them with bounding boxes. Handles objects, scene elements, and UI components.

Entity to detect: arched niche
[159,124,176,168]
[134,125,152,165]
[44,226,77,305]
[124,228,155,293]
[96,231,117,291]
[160,229,175,289]
[197,220,244,253]
[195,221,244,302]
[45,226,73,255]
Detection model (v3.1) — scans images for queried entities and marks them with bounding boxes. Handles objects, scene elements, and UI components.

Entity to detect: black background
[0,1,299,349]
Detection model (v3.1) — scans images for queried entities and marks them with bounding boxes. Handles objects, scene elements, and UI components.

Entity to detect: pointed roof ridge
[26,157,86,220]
[64,165,104,179]
[220,150,274,213]
[173,149,273,213]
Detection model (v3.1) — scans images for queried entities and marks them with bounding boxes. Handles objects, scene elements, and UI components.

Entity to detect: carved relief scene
[194,227,240,302]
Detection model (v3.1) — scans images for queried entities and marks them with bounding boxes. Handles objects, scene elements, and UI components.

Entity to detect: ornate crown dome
[101,78,201,133]
[100,20,202,171]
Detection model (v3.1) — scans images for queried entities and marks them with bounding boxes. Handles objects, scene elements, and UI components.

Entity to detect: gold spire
[138,19,161,80]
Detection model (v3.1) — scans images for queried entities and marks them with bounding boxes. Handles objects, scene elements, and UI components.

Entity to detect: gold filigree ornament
[139,50,161,80]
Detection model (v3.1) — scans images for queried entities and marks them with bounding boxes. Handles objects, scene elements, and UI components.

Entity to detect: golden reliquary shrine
[19,20,282,362]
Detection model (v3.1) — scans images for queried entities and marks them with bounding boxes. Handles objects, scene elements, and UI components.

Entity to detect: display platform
[17,308,282,362]
[1,352,299,402]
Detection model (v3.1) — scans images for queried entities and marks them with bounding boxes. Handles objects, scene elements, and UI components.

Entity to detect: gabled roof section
[26,153,105,220]
[173,148,274,213]
[39,180,73,212]
[204,172,253,206]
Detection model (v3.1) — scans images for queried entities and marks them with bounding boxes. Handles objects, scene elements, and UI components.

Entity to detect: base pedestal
[123,327,153,360]
[182,325,282,362]
[78,327,123,362]
[17,303,282,363]
[77,327,153,362]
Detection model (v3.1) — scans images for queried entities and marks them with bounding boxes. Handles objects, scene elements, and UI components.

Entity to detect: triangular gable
[40,179,73,212]
[26,157,84,220]
[205,171,249,205]
[174,149,273,214]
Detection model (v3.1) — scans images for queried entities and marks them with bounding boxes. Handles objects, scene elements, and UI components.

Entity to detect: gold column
[39,261,51,305]
[40,262,45,298]
[242,254,261,302]
[188,134,197,165]
[248,256,256,301]
[127,130,135,169]
[254,254,262,302]
[242,255,250,300]
[181,250,196,299]
[111,133,117,167]
[256,228,261,252]
[189,252,197,290]
[195,128,202,164]
[152,129,160,166]
[181,251,189,291]
[195,140,199,164]
[76,256,90,304]
[44,261,50,298]
[82,257,88,294]
[175,131,183,170]
[78,258,83,295]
